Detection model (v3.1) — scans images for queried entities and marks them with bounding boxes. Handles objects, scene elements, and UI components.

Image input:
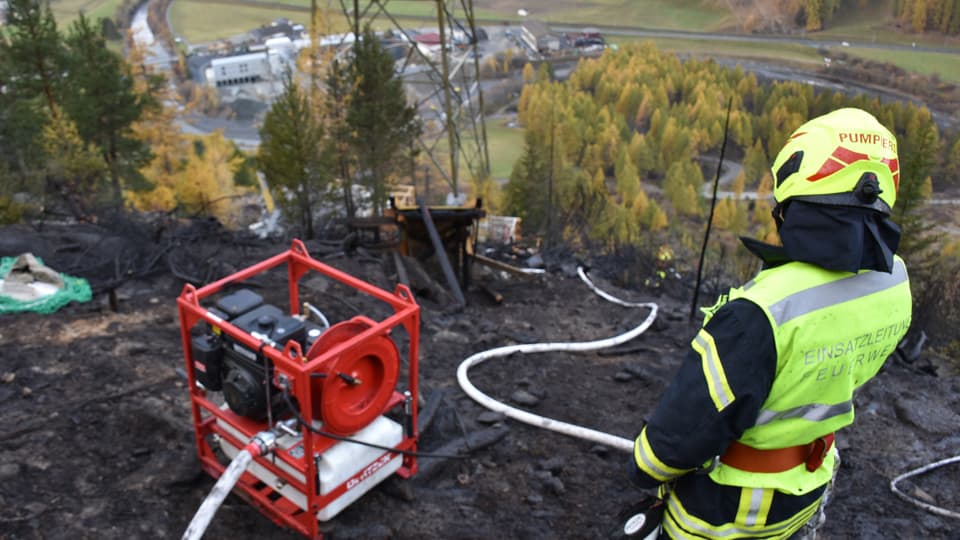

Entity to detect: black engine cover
[219,304,306,419]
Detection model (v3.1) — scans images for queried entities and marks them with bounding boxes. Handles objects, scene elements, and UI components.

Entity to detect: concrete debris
[525,254,544,269]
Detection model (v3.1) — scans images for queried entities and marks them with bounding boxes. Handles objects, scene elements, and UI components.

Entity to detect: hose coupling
[250,430,279,456]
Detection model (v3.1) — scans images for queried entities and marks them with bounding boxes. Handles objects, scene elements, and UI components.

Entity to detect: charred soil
[1,222,958,540]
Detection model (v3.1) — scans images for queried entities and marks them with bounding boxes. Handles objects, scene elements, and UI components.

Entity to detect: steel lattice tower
[330,0,490,200]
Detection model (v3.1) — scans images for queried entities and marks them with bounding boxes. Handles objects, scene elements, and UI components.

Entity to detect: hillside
[1,221,958,539]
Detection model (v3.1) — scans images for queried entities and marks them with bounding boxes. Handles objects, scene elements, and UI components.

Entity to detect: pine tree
[259,72,328,239]
[0,0,64,178]
[504,129,550,231]
[1,0,63,114]
[345,26,420,216]
[63,13,151,209]
[324,58,358,218]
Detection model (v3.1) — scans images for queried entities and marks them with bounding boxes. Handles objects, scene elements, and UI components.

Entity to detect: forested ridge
[504,43,959,349]
[720,0,960,34]
[507,43,954,249]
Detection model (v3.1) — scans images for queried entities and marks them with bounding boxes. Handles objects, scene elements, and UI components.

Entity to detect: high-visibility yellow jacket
[630,256,911,539]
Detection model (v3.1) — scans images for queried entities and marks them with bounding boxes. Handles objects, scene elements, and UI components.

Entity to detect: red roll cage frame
[176,239,420,539]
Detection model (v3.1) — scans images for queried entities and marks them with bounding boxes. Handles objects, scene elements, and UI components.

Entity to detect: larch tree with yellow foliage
[176,132,246,226]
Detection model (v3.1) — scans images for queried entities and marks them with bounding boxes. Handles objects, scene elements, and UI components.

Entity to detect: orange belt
[719,434,835,473]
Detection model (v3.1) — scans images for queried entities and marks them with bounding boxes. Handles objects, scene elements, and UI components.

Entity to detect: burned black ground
[0,222,958,540]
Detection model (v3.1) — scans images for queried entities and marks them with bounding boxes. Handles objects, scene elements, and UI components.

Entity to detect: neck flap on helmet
[740,201,901,273]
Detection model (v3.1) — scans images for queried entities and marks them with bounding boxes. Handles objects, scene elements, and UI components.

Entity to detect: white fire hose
[183,267,658,539]
[459,266,960,524]
[182,432,277,540]
[456,267,658,453]
[890,455,960,520]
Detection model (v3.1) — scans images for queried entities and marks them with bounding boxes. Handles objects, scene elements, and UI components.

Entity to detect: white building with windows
[207,52,271,88]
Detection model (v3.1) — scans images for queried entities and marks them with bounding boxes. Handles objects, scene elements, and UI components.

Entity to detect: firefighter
[626,108,912,539]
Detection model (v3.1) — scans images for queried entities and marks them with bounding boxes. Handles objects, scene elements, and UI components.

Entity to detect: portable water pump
[177,240,420,539]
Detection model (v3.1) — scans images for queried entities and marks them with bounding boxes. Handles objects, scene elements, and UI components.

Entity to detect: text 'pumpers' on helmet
[771,108,899,214]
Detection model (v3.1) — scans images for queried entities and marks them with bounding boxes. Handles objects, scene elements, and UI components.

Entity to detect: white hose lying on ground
[182,442,263,540]
[456,267,659,454]
[890,455,960,520]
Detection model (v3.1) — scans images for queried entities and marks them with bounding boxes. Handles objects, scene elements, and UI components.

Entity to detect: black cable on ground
[278,387,469,460]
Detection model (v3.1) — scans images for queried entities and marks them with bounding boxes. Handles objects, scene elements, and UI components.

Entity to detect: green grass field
[613,36,825,67]
[531,0,731,32]
[425,121,524,183]
[50,0,124,29]
[843,46,960,84]
[484,122,525,180]
[168,0,447,43]
[169,1,312,43]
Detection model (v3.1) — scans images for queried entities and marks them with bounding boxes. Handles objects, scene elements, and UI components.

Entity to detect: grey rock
[538,457,565,474]
[666,310,686,322]
[432,329,471,345]
[541,475,565,495]
[624,364,647,376]
[526,493,543,504]
[933,435,960,451]
[0,463,21,480]
[23,502,47,516]
[511,390,540,407]
[920,514,947,533]
[380,478,415,502]
[894,397,960,434]
[477,411,507,425]
[559,263,580,278]
[330,524,392,539]
[590,444,611,457]
[614,371,634,382]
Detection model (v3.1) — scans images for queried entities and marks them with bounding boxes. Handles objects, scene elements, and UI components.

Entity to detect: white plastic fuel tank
[315,415,403,520]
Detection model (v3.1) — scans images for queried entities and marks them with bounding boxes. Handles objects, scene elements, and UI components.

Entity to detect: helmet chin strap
[771,202,789,231]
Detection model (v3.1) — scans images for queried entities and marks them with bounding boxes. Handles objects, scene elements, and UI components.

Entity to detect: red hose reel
[177,240,420,539]
[307,317,400,435]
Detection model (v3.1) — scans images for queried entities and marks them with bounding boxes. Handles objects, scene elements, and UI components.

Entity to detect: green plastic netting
[0,256,92,315]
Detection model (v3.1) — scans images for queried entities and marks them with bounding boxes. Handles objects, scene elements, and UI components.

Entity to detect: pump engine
[177,240,420,539]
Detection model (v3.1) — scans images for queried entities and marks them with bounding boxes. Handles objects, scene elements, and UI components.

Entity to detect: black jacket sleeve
[628,299,777,489]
